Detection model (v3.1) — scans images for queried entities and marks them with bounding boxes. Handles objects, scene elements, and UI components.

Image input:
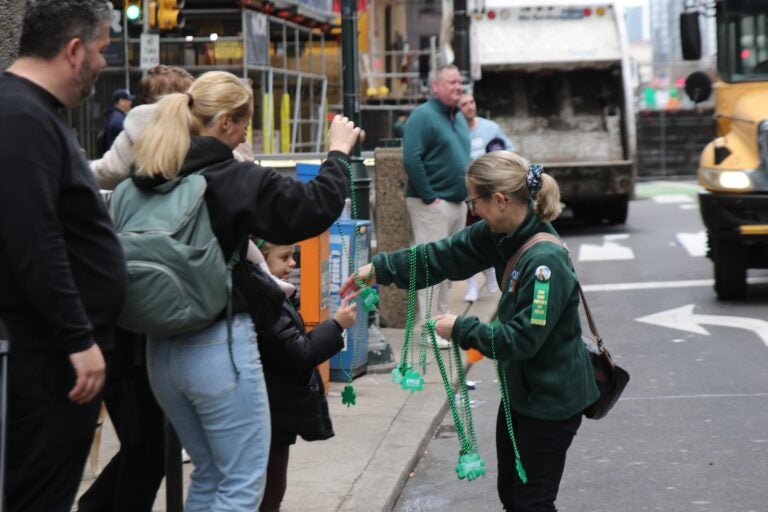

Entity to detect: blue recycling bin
[329,219,371,381]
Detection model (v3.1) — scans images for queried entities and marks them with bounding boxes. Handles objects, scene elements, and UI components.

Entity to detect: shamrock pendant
[341,384,356,407]
[455,452,486,481]
[400,369,424,393]
[391,364,412,385]
[359,286,379,312]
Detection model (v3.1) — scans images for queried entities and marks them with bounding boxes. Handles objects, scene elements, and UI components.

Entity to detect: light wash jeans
[146,313,271,512]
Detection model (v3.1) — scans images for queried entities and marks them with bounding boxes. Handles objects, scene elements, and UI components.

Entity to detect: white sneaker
[464,278,479,302]
[485,269,500,294]
[182,449,191,464]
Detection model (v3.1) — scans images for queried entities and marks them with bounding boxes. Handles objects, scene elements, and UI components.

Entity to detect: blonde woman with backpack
[128,70,360,511]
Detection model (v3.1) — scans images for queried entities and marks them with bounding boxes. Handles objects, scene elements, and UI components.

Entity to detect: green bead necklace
[489,321,528,484]
[396,243,485,480]
[392,245,430,392]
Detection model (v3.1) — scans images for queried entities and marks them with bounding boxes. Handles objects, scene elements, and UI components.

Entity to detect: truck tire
[713,239,747,300]
[573,204,604,226]
[573,198,629,226]
[606,198,629,225]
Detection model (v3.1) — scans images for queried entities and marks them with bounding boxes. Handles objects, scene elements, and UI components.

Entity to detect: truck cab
[681,0,768,299]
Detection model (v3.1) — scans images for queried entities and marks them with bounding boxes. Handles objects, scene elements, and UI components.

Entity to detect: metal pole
[452,0,470,81]
[142,0,149,78]
[123,7,130,88]
[341,0,394,370]
[341,0,369,219]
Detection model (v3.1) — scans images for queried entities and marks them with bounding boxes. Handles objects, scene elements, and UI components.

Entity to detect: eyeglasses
[464,193,490,215]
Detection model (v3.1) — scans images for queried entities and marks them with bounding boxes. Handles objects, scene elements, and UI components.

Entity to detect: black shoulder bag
[501,232,630,420]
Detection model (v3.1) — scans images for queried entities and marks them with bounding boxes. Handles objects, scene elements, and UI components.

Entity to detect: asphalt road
[394,182,768,512]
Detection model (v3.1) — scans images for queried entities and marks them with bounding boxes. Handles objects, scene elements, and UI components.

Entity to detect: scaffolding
[75,5,338,158]
[359,36,438,102]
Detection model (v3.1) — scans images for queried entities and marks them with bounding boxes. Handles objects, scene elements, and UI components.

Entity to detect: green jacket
[402,97,470,204]
[372,206,599,420]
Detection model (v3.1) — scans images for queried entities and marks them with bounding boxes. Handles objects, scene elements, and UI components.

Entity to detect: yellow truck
[681,0,768,299]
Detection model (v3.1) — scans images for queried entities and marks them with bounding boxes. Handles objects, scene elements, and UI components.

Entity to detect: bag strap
[502,233,604,352]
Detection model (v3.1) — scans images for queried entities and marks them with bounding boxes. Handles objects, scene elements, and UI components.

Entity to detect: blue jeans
[146,313,271,511]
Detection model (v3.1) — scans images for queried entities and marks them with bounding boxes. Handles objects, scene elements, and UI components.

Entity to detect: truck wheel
[573,204,604,226]
[713,240,747,300]
[606,198,629,225]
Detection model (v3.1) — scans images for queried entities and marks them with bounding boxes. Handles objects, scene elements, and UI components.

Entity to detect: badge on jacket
[531,265,551,326]
[509,270,519,293]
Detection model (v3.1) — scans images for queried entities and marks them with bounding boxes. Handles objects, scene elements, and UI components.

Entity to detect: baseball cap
[112,88,135,103]
[485,137,506,153]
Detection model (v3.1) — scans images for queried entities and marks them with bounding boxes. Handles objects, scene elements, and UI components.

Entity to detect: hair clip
[526,164,543,193]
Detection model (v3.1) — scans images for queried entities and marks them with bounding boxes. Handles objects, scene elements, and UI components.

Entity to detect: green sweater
[372,206,599,420]
[402,97,470,204]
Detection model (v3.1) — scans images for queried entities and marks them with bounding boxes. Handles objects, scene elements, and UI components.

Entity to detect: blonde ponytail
[134,71,254,181]
[533,173,561,222]
[134,93,195,180]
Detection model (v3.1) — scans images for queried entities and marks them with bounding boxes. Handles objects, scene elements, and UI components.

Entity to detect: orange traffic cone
[467,348,484,363]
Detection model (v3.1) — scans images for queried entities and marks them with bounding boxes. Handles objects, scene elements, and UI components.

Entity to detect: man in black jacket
[0,1,127,511]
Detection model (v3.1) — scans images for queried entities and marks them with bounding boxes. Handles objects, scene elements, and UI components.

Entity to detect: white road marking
[620,392,768,401]
[636,304,768,348]
[581,276,768,292]
[676,231,707,257]
[577,235,635,261]
[652,194,695,204]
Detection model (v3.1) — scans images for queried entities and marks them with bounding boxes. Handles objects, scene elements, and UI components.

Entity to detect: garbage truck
[681,0,768,299]
[469,0,636,224]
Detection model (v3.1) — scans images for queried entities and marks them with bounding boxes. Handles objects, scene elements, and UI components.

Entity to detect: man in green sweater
[402,64,470,347]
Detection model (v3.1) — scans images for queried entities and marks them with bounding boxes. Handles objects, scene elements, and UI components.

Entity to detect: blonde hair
[467,151,561,222]
[134,71,254,180]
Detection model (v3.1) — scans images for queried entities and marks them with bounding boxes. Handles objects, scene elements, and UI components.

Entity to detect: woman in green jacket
[341,151,598,511]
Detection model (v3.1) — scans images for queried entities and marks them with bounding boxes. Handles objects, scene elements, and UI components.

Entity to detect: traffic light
[125,0,142,22]
[157,0,185,30]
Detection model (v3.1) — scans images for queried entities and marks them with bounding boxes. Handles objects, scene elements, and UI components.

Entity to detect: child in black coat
[256,240,357,512]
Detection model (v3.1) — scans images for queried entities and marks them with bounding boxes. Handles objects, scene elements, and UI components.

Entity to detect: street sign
[140,33,160,70]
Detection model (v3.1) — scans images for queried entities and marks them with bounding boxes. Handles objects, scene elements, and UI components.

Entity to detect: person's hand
[433,314,457,340]
[333,295,358,329]
[430,198,442,205]
[340,263,376,298]
[68,343,106,404]
[327,115,361,154]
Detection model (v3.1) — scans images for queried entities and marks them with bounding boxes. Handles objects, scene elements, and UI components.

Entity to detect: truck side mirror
[680,12,702,60]
[684,71,713,103]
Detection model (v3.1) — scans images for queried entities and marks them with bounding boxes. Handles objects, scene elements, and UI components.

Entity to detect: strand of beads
[336,157,379,406]
[489,321,527,483]
[424,319,486,481]
[394,245,424,393]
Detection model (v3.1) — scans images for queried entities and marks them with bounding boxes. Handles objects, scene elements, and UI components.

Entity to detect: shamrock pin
[341,384,356,407]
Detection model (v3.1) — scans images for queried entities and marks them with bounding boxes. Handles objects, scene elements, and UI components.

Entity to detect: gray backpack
[110,172,238,336]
